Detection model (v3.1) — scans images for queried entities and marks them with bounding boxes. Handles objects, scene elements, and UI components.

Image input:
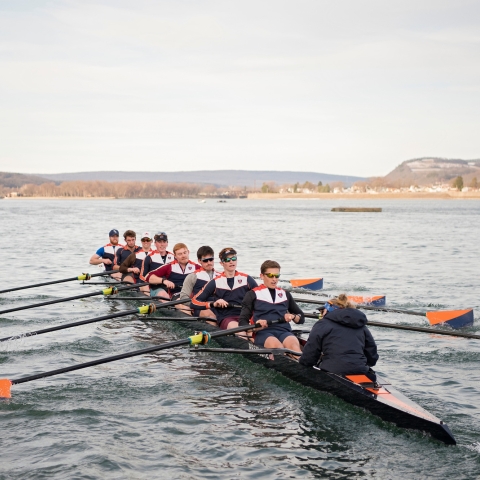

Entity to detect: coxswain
[140,232,174,282]
[89,229,123,280]
[299,294,379,381]
[118,232,153,292]
[178,246,218,319]
[191,248,257,330]
[146,243,200,302]
[238,260,304,353]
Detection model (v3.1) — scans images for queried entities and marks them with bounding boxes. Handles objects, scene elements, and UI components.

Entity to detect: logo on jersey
[278,292,283,298]
[238,278,243,284]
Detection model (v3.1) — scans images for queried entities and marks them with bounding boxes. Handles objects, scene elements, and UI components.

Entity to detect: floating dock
[331,207,382,212]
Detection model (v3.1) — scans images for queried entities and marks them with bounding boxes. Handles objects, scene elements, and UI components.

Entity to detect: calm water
[1,198,479,479]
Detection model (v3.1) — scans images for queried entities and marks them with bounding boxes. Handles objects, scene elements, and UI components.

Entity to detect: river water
[0,198,479,479]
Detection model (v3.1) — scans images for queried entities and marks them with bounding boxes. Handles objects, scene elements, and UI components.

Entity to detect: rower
[140,232,175,282]
[178,246,218,319]
[299,294,379,381]
[118,232,153,293]
[113,230,142,283]
[89,229,123,280]
[191,248,257,330]
[238,260,304,353]
[146,243,200,302]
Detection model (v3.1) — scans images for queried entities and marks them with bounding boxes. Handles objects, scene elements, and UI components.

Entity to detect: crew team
[90,229,378,377]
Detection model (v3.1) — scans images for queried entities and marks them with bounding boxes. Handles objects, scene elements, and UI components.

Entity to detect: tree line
[2,180,241,198]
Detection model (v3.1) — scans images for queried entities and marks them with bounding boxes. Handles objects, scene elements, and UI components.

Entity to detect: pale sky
[1,0,479,177]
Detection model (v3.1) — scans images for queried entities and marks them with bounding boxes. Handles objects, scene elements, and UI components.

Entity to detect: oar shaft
[11,320,272,386]
[294,296,426,316]
[12,337,190,385]
[0,283,146,315]
[303,313,480,339]
[0,272,115,295]
[1,297,191,342]
[0,308,140,342]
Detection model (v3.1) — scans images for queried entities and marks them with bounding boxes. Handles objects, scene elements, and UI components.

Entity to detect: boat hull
[153,309,456,445]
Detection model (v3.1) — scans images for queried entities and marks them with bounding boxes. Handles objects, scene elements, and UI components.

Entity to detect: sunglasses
[264,273,280,278]
[201,257,215,263]
[222,256,237,262]
[141,238,152,242]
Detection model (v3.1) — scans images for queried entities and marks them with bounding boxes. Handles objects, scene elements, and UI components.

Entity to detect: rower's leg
[122,274,136,284]
[139,285,150,296]
[282,335,302,353]
[111,272,122,281]
[199,309,215,319]
[176,303,192,315]
[264,336,283,349]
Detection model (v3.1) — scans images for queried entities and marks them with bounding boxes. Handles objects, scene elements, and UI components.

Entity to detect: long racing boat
[140,305,456,446]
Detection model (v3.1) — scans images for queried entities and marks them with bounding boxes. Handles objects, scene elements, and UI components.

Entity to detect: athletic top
[238,285,305,332]
[179,268,218,301]
[95,243,124,271]
[119,249,152,281]
[191,271,258,325]
[115,246,142,268]
[146,260,200,294]
[140,250,174,281]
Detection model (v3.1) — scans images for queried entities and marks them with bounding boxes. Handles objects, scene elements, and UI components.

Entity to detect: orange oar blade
[348,295,386,307]
[426,309,474,329]
[0,379,12,398]
[289,278,323,290]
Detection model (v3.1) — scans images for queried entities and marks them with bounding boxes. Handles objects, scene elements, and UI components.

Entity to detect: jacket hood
[324,308,367,328]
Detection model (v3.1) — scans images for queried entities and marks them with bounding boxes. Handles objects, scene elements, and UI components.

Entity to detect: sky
[0,0,479,177]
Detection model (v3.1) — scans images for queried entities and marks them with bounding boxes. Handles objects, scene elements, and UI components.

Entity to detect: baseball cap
[141,231,152,240]
[154,232,168,241]
[109,229,119,236]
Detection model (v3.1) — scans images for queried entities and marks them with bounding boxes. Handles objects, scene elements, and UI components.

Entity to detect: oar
[0,283,148,316]
[293,296,425,316]
[295,296,474,329]
[303,313,480,340]
[0,272,118,295]
[0,320,283,398]
[0,298,192,343]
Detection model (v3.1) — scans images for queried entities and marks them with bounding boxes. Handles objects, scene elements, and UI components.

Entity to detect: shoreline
[247,192,480,200]
[2,192,480,200]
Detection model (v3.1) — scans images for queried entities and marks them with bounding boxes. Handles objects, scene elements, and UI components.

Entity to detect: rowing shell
[146,307,456,445]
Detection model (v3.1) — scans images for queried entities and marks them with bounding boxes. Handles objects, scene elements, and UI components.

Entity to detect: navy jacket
[299,308,378,375]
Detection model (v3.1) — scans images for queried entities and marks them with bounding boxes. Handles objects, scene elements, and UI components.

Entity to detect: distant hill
[384,158,480,186]
[0,172,52,188]
[37,170,365,187]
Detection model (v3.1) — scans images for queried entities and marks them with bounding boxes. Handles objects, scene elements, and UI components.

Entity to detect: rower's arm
[146,263,171,284]
[238,290,256,326]
[119,253,136,274]
[299,321,328,367]
[286,291,305,324]
[364,328,379,366]
[179,273,197,301]
[113,248,123,271]
[191,280,216,310]
[140,255,151,281]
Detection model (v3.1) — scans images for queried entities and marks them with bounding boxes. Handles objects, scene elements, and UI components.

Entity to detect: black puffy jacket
[299,308,378,375]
